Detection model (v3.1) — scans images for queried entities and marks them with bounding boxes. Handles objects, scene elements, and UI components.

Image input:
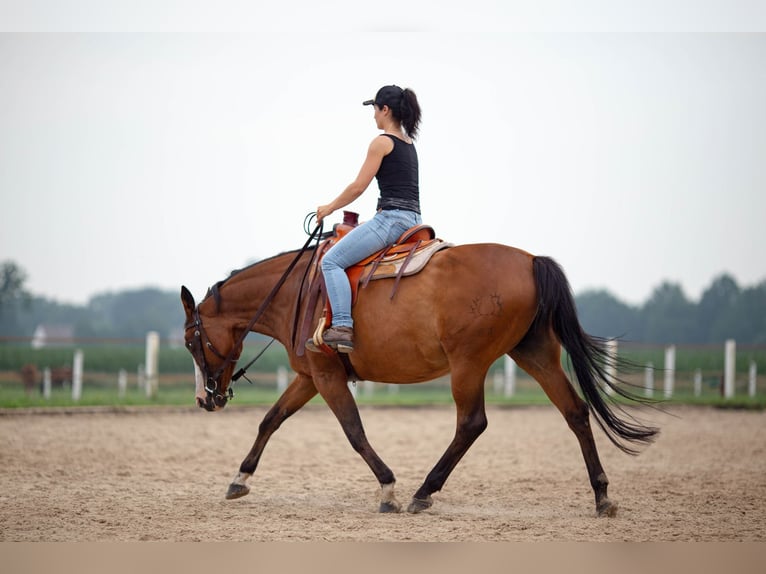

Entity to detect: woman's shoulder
[370,134,396,154]
[379,133,413,146]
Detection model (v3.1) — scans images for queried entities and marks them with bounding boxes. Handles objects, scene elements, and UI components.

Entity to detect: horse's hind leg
[510,334,617,517]
[226,373,318,500]
[409,364,488,513]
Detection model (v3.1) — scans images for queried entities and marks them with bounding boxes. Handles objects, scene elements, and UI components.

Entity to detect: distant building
[31,324,75,348]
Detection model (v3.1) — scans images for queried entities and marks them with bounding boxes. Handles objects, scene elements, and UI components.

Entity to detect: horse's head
[181,286,243,411]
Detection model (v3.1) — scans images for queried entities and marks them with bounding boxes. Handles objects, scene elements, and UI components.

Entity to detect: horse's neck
[214,254,308,341]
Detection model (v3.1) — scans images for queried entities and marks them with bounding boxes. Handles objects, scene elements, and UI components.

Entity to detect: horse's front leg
[226,373,318,500]
[313,369,402,513]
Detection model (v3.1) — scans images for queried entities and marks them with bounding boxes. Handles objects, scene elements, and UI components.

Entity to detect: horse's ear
[180,286,196,318]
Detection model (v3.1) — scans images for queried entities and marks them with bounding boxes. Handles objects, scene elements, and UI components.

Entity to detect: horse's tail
[529,256,659,455]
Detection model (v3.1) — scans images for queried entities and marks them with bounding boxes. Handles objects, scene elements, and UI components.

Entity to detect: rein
[187,218,324,401]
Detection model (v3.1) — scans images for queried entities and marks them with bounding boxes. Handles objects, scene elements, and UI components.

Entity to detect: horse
[181,236,658,517]
[19,364,40,395]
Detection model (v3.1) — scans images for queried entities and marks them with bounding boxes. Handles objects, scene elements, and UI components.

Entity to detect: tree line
[576,275,766,345]
[1,260,765,345]
[0,261,183,341]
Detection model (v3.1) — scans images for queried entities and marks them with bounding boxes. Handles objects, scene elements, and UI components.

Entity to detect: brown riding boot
[322,326,354,353]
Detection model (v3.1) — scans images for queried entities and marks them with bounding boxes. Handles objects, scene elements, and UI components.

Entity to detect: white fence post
[694,368,702,397]
[503,356,516,397]
[644,362,654,398]
[748,360,757,398]
[664,345,675,398]
[724,339,736,399]
[145,331,160,398]
[43,367,52,400]
[118,369,128,399]
[277,366,288,393]
[363,380,376,397]
[72,349,84,402]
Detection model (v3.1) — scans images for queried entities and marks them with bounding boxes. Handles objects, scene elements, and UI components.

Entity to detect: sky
[1,3,765,308]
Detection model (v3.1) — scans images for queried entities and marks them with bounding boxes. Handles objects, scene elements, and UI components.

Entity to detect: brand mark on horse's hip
[471,294,503,318]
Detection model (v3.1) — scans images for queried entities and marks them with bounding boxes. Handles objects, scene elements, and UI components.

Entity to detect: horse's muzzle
[196,394,227,411]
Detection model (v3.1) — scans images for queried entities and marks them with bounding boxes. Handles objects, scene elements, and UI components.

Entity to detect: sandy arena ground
[1,404,764,542]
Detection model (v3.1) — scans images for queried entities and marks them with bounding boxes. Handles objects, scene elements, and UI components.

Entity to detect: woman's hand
[316,204,334,223]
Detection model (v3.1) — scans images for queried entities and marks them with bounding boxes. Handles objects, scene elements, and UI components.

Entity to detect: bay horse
[181,237,658,517]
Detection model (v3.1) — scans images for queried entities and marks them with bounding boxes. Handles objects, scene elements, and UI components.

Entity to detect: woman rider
[309,85,423,353]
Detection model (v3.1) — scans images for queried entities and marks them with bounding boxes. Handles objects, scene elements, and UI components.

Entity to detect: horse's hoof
[379,500,402,513]
[407,496,433,514]
[226,483,251,500]
[596,498,618,517]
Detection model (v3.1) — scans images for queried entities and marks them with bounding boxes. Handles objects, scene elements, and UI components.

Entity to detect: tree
[575,289,642,340]
[86,288,183,339]
[731,281,766,345]
[0,261,31,315]
[698,274,740,342]
[641,281,698,344]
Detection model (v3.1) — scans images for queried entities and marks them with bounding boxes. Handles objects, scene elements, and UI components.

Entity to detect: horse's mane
[203,245,318,310]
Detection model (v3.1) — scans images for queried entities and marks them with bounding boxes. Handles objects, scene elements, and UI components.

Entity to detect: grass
[1,375,762,411]
[0,382,552,410]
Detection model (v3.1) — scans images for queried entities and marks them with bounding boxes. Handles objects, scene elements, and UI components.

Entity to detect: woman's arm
[316,136,393,222]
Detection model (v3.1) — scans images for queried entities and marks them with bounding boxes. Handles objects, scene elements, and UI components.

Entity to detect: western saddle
[297,211,452,356]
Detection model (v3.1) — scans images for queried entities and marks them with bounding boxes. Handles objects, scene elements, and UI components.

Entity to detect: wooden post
[72,349,84,402]
[503,355,516,397]
[644,362,654,398]
[724,339,736,399]
[43,367,52,400]
[145,331,160,398]
[118,369,127,399]
[664,345,675,398]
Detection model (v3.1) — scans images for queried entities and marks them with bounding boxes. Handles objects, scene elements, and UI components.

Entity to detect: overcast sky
[1,4,765,307]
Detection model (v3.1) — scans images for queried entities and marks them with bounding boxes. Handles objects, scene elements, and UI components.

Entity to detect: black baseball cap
[362,85,404,108]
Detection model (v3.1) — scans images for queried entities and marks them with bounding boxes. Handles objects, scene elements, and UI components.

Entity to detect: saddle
[296,212,452,356]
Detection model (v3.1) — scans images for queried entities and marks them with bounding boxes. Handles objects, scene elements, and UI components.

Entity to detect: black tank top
[375,134,420,214]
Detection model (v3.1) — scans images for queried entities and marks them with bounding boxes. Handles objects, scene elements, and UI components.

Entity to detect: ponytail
[399,88,422,140]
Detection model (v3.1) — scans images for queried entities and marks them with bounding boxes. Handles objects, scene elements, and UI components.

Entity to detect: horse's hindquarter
[350,243,538,383]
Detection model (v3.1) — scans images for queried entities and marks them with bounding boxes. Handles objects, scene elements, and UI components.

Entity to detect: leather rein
[185,221,324,403]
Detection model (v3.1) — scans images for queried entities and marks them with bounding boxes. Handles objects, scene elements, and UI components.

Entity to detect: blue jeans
[322,209,422,328]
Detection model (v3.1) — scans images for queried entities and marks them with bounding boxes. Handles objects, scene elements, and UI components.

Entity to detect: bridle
[185,217,325,405]
[184,307,240,403]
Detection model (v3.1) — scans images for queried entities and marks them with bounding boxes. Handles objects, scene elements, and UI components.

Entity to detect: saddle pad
[359,238,453,283]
